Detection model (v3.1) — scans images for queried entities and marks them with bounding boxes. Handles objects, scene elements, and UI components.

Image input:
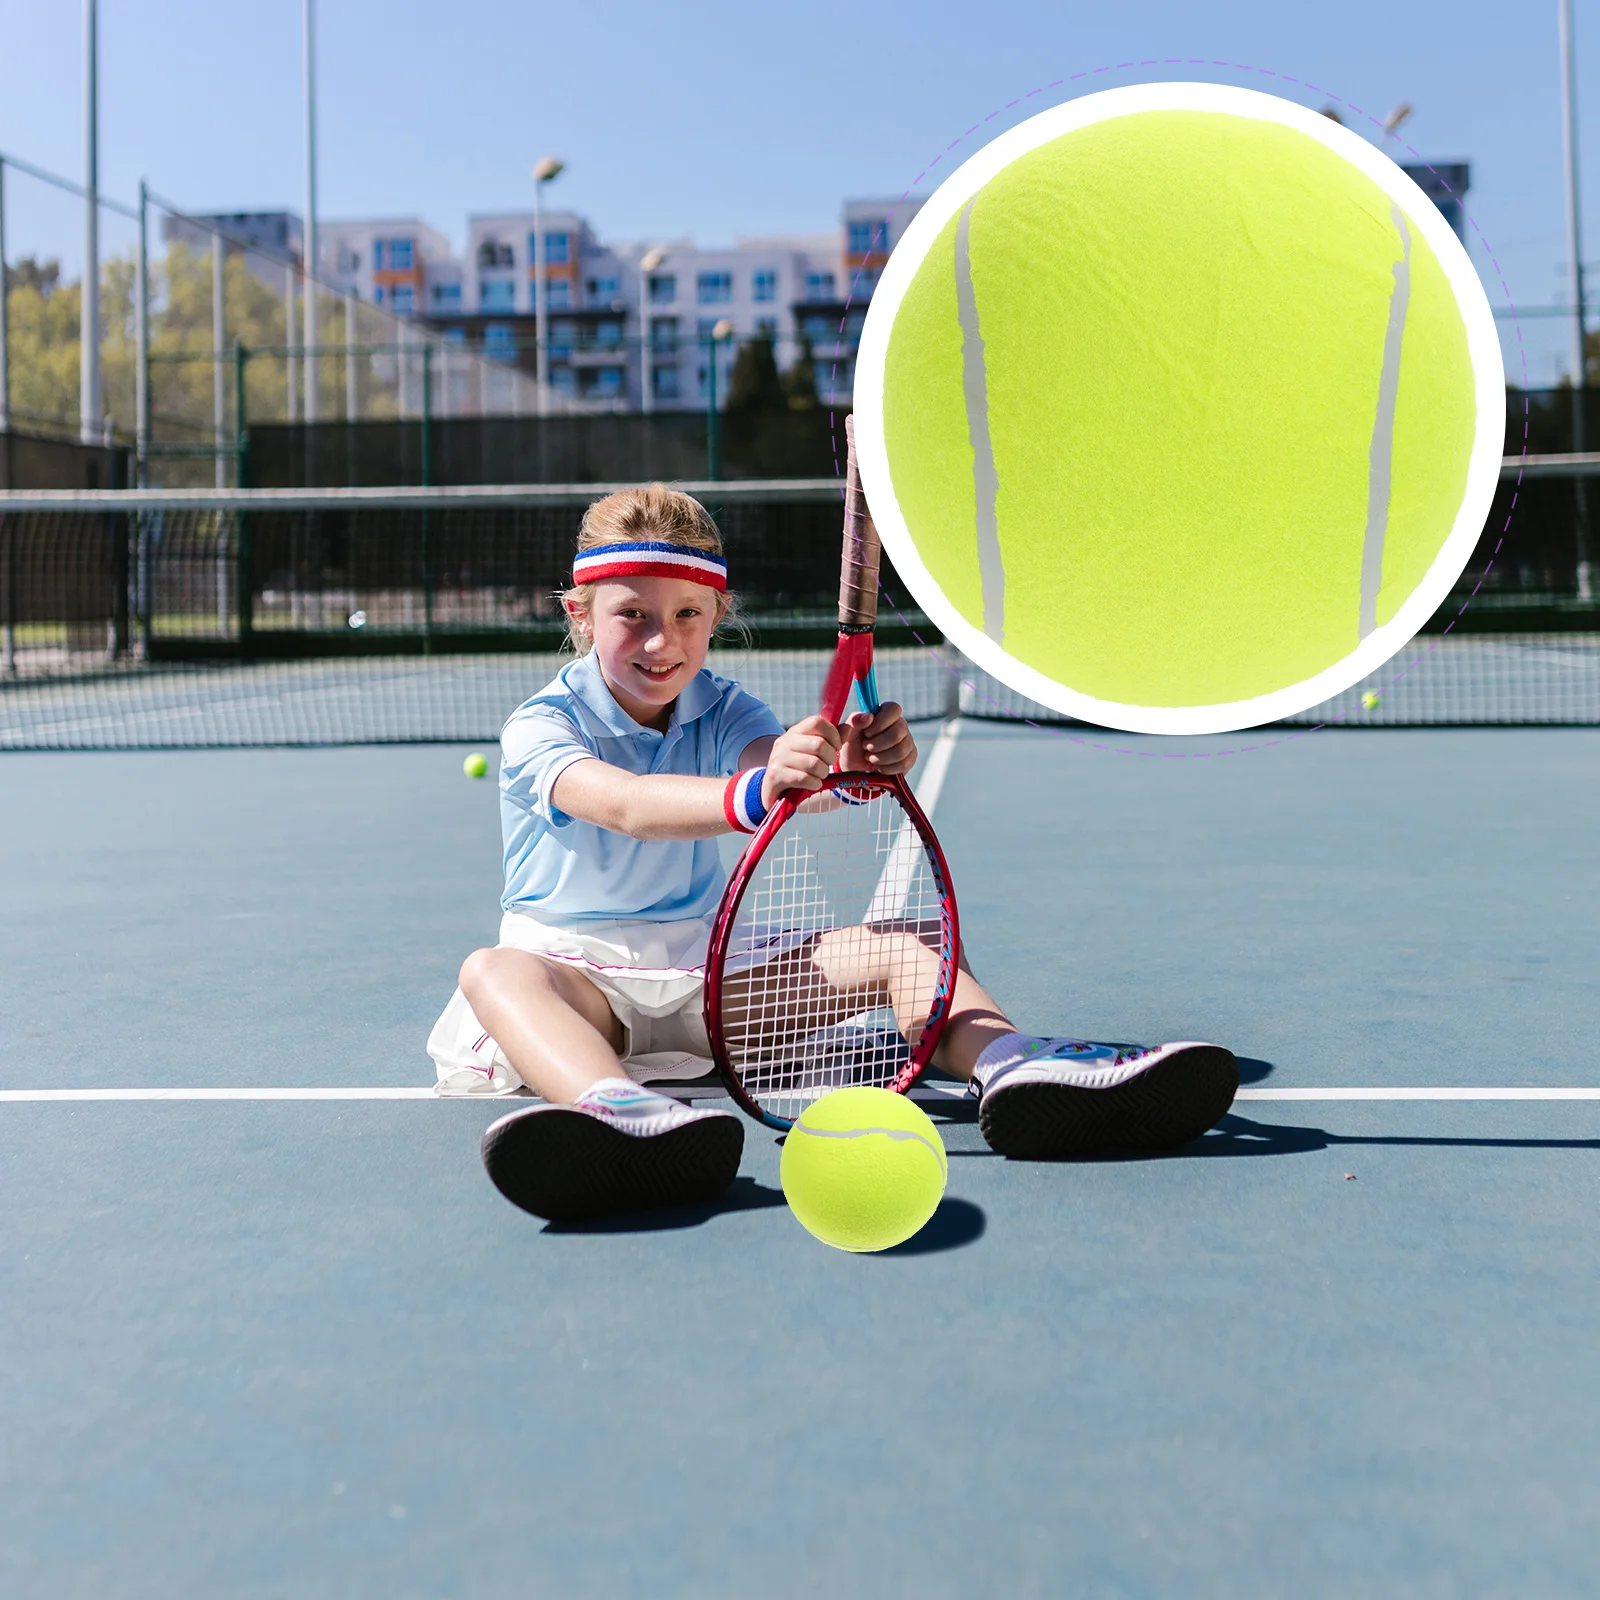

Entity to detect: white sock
[971,1032,1035,1089]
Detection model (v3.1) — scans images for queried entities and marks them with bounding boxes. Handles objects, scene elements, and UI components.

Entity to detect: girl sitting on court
[428,485,1237,1220]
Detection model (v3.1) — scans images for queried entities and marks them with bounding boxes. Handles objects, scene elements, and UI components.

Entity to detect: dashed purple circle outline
[819,58,1532,760]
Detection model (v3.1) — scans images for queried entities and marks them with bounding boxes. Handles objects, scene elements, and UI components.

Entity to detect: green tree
[782,335,818,411]
[726,333,785,413]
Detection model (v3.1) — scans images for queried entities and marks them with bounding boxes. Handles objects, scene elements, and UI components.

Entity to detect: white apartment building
[317,217,456,318]
[315,198,925,412]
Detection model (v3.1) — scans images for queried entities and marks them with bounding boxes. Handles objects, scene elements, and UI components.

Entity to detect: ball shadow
[874,1197,987,1256]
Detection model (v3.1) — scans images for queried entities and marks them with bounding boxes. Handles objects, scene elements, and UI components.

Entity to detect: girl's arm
[549,703,918,841]
[550,716,841,841]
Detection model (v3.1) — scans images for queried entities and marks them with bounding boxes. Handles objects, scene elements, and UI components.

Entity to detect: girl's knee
[460,945,561,1006]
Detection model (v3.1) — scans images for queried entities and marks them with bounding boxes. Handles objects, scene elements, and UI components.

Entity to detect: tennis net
[1,478,1597,749]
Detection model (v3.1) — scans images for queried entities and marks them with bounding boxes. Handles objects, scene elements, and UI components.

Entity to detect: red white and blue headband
[572,541,728,592]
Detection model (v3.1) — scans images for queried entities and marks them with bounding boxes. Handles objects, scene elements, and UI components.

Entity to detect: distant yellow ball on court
[1361,691,1382,710]
[463,752,489,779]
[780,1086,947,1252]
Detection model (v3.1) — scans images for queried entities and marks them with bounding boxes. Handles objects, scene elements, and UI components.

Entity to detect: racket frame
[703,764,961,1129]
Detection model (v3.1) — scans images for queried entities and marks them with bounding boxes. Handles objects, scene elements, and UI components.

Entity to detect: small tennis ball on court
[463,752,489,779]
[1361,691,1382,710]
[780,1086,947,1253]
[853,82,1504,736]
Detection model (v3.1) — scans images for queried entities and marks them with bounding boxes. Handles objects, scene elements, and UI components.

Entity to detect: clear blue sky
[0,0,1593,382]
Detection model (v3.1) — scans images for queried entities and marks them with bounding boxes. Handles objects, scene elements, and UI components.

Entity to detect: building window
[650,316,679,354]
[697,271,732,304]
[804,272,837,302]
[336,245,361,274]
[372,239,385,270]
[431,283,462,307]
[545,278,571,309]
[480,279,516,311]
[801,311,839,340]
[652,365,681,401]
[549,319,575,359]
[552,367,576,395]
[752,268,777,302]
[851,267,879,300]
[587,276,620,302]
[373,284,386,305]
[478,238,514,270]
[847,219,889,254]
[483,322,517,364]
[390,284,416,314]
[648,274,676,304]
[596,319,623,347]
[584,367,624,399]
[543,232,571,266]
[388,238,415,270]
[754,315,778,338]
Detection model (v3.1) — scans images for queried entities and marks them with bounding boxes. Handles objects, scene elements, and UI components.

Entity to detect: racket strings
[721,785,948,1124]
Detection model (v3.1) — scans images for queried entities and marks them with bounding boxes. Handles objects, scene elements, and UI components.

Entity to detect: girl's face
[568,574,722,729]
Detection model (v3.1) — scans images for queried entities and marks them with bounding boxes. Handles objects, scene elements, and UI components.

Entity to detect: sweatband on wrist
[573,541,728,590]
[723,767,769,833]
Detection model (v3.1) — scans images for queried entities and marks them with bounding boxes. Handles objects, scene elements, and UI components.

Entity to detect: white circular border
[852,81,1507,737]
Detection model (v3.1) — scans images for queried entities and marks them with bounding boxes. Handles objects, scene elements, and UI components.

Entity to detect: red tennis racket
[703,416,961,1130]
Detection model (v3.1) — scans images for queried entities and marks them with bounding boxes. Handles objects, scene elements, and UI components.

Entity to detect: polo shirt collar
[563,650,720,737]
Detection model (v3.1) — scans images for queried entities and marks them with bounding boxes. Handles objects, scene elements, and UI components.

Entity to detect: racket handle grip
[839,417,881,631]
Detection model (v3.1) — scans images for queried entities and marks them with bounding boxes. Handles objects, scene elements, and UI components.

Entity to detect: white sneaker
[481,1081,744,1221]
[971,1038,1238,1158]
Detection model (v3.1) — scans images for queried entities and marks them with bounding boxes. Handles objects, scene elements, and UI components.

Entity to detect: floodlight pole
[135,181,149,485]
[532,156,565,417]
[81,0,101,445]
[1561,0,1594,599]
[639,247,664,415]
[303,0,319,424]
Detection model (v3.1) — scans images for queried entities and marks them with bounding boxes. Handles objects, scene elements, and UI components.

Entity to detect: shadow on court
[1190,1113,1600,1158]
[541,1174,788,1234]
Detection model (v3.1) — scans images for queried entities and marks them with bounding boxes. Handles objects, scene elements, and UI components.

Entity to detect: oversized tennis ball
[780,1086,947,1252]
[463,752,489,779]
[853,82,1505,736]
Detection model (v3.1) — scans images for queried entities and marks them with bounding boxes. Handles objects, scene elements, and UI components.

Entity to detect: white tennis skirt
[429,910,720,1096]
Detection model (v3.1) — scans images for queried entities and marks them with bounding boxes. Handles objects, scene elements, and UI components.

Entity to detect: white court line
[1236,1087,1600,1101]
[5,1084,1600,1104]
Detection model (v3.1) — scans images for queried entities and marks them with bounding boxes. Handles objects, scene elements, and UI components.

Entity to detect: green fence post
[234,341,253,657]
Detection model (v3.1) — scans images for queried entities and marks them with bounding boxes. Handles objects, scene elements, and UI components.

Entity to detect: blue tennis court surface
[3,724,1598,1595]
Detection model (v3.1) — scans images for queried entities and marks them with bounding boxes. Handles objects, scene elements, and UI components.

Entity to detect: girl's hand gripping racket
[704,416,961,1130]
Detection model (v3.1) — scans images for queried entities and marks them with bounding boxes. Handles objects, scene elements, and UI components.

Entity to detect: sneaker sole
[978,1044,1239,1159]
[481,1106,745,1222]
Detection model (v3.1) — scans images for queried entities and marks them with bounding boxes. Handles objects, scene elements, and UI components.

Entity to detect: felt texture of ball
[853,83,1505,736]
[463,752,489,779]
[780,1087,947,1253]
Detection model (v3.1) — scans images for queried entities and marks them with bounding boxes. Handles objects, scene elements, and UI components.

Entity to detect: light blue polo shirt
[499,651,784,924]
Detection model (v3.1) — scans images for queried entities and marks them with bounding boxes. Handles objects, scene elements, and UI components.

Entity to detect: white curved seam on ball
[1360,202,1412,641]
[795,1123,946,1168]
[954,197,1006,644]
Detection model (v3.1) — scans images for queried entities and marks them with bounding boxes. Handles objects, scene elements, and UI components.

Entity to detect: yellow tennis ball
[780,1086,947,1252]
[463,752,489,779]
[1361,691,1382,709]
[853,82,1504,736]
